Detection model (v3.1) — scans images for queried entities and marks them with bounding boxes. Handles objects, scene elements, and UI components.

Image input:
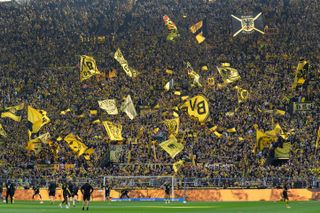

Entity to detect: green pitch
[0,201,319,213]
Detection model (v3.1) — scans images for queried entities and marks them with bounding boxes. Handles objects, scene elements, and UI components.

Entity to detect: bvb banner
[80,55,101,81]
[180,95,209,123]
[114,48,138,78]
[103,121,123,141]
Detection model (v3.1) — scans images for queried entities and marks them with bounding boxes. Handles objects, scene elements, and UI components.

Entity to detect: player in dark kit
[60,182,71,209]
[282,185,290,208]
[70,182,79,207]
[32,184,43,203]
[48,180,57,204]
[164,184,171,204]
[104,184,111,202]
[81,180,94,211]
[120,189,129,199]
[5,180,15,204]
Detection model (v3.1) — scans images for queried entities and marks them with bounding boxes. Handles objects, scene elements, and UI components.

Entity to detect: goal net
[103,176,185,202]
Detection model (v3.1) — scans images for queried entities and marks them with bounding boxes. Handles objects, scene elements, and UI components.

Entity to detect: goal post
[102,176,185,202]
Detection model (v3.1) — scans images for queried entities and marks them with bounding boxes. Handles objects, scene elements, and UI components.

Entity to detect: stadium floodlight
[231,12,265,37]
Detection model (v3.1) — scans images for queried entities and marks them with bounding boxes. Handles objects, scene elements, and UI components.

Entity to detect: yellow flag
[217,64,241,84]
[189,20,203,33]
[214,131,222,138]
[163,117,180,136]
[180,95,209,123]
[189,20,206,44]
[195,32,206,44]
[64,133,88,157]
[201,66,208,71]
[80,55,101,81]
[159,135,184,158]
[1,112,21,122]
[89,110,98,115]
[234,86,249,103]
[102,121,123,141]
[165,69,174,75]
[207,77,215,87]
[83,148,95,161]
[26,138,42,155]
[38,132,51,144]
[114,48,138,78]
[209,125,218,133]
[60,108,71,115]
[5,103,25,112]
[275,109,286,116]
[226,127,237,133]
[274,142,291,159]
[292,59,308,89]
[172,160,184,173]
[256,125,283,151]
[92,119,101,124]
[27,106,50,133]
[186,62,202,87]
[0,124,7,137]
[316,127,320,149]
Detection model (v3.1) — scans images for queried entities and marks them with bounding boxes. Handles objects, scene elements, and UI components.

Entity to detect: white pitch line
[106,205,217,209]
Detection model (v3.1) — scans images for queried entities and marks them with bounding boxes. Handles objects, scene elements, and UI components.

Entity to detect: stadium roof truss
[231,12,265,37]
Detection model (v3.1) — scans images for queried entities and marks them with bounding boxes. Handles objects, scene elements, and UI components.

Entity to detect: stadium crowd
[0,0,319,188]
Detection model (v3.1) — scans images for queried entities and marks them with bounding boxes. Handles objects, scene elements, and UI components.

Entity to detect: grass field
[0,201,319,213]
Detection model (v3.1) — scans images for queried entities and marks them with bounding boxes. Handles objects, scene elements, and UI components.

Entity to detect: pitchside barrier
[1,176,320,201]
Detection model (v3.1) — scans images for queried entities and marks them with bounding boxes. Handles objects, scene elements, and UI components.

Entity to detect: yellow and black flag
[292,58,309,90]
[234,86,249,103]
[189,19,207,44]
[180,95,209,123]
[255,124,284,152]
[163,117,180,136]
[315,127,320,149]
[159,135,184,158]
[172,160,184,173]
[1,103,24,122]
[80,55,101,81]
[27,106,50,133]
[217,63,241,84]
[1,112,21,122]
[274,142,291,159]
[114,48,138,78]
[0,124,7,137]
[26,138,42,155]
[64,133,88,157]
[102,121,123,141]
